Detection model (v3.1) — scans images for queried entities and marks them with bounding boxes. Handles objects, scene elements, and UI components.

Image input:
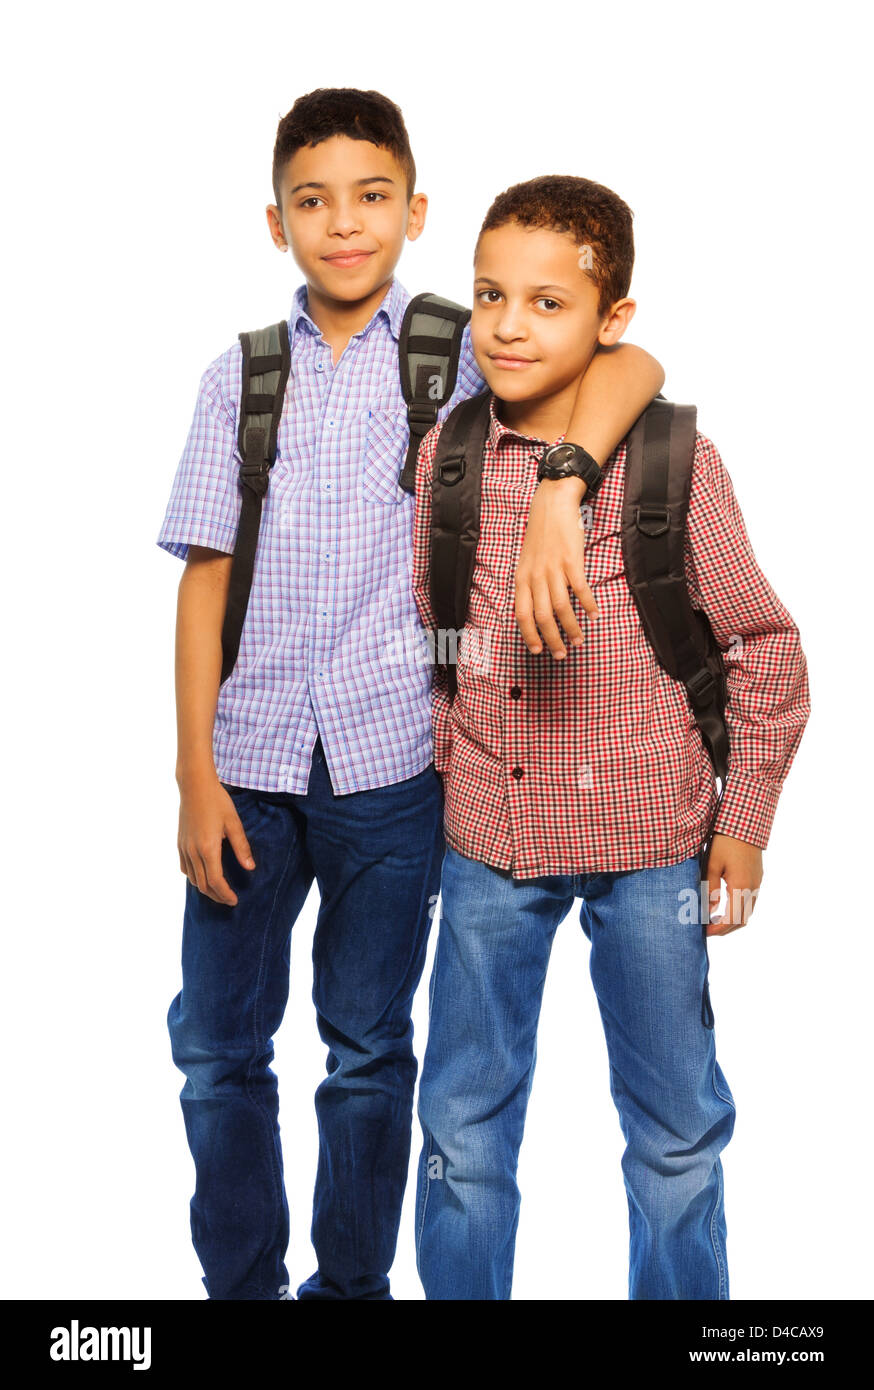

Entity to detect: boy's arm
[411,425,453,776]
[157,354,256,906]
[685,435,811,932]
[515,342,665,657]
[174,548,255,907]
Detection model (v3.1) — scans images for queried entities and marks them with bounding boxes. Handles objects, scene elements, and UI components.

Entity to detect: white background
[3,0,868,1300]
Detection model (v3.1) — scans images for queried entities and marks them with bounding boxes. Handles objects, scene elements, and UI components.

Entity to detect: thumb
[226,811,255,870]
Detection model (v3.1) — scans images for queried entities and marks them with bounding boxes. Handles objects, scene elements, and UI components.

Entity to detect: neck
[497,376,584,444]
[305,279,393,360]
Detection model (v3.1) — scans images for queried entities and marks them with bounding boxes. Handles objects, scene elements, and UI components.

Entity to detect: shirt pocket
[361,408,408,505]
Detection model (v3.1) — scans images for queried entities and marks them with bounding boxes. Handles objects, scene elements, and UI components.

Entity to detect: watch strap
[536,443,604,494]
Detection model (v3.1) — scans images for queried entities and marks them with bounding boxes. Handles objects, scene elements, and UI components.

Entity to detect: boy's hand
[704,833,763,936]
[177,773,256,907]
[515,476,598,658]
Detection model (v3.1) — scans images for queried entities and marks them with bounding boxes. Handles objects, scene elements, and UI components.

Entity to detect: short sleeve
[156,348,242,561]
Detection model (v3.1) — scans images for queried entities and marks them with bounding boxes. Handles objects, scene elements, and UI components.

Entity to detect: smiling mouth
[322,250,376,268]
[489,353,537,368]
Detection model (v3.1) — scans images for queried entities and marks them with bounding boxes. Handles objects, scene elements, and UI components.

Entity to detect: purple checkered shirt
[156,277,485,794]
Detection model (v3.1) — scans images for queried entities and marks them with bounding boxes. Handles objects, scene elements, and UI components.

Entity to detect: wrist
[175,756,219,791]
[537,473,588,502]
[536,441,604,496]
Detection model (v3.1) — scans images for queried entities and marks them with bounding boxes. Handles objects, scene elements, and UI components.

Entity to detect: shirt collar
[288,276,408,344]
[486,392,567,454]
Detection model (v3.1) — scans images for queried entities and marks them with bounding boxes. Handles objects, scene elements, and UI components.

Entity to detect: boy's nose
[494,315,526,341]
[327,208,362,237]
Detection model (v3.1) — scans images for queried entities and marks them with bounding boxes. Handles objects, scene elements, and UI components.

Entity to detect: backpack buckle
[408,403,439,433]
[687,668,717,707]
[635,504,670,537]
[438,455,466,487]
[239,459,270,496]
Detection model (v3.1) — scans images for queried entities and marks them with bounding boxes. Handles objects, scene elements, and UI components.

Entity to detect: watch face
[546,445,577,468]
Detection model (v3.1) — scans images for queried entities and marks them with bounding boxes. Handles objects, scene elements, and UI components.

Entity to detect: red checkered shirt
[411,393,811,878]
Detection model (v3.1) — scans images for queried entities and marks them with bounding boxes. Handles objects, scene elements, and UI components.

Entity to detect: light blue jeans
[415,846,736,1299]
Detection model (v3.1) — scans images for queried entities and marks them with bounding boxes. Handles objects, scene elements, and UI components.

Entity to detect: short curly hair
[272,88,416,210]
[477,175,634,315]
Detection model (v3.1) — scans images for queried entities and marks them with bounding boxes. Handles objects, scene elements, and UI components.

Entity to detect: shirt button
[510,686,522,700]
[316,361,325,371]
[512,766,524,780]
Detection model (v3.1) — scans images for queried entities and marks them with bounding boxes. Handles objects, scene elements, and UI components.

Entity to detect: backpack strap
[398,293,471,494]
[621,396,731,997]
[220,320,291,684]
[430,391,491,699]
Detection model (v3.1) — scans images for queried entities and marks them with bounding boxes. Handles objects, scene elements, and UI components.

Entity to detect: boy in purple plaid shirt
[157,88,664,1301]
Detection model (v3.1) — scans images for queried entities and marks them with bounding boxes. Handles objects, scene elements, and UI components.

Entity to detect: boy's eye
[476,289,503,305]
[536,297,561,312]
[299,196,325,209]
[361,191,386,203]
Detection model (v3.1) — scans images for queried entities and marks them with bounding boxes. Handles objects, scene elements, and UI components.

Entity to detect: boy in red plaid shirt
[410,176,810,1299]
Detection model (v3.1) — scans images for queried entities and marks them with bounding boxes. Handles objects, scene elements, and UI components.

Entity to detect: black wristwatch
[536,442,604,496]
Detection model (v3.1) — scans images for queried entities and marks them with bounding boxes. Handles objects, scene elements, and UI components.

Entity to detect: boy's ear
[406,192,428,243]
[598,297,636,346]
[266,204,289,252]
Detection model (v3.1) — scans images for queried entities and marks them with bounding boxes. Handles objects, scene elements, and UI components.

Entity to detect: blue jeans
[415,846,736,1300]
[167,736,444,1300]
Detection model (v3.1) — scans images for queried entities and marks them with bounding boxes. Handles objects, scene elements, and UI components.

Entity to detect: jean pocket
[361,408,408,505]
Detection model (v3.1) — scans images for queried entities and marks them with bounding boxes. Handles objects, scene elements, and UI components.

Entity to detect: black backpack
[220,296,729,906]
[423,386,730,779]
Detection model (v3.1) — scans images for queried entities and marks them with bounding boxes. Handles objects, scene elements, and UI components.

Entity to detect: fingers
[176,781,257,908]
[516,566,599,658]
[530,577,567,659]
[566,565,599,627]
[178,838,239,906]
[514,577,543,654]
[704,860,723,932]
[706,880,760,936]
[548,575,585,650]
[197,844,239,907]
[708,917,743,938]
[179,845,206,896]
[226,809,256,872]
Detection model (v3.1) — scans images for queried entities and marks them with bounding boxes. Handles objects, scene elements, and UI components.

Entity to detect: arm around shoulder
[563,341,665,467]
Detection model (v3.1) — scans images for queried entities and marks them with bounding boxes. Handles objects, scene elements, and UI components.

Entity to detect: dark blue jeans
[167,736,444,1300]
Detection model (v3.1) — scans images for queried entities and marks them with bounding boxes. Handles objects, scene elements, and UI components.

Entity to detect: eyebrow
[287,176,397,195]
[474,277,573,294]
